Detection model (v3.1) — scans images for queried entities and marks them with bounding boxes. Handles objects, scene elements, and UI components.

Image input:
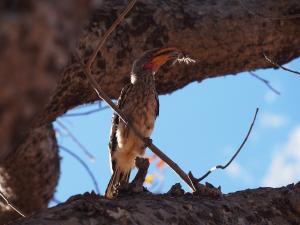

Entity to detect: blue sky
[52,57,300,204]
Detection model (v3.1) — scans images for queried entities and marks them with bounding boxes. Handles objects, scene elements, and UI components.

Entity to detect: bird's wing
[155,92,159,117]
[109,83,133,172]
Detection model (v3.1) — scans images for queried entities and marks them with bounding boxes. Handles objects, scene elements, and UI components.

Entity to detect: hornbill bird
[105,47,186,198]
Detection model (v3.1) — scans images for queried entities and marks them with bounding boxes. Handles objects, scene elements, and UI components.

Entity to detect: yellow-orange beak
[147,47,181,71]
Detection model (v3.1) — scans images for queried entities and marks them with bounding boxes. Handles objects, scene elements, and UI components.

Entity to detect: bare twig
[56,120,96,162]
[82,0,196,192]
[59,145,100,194]
[188,108,259,185]
[249,71,280,95]
[263,52,300,76]
[85,0,137,71]
[238,0,300,20]
[0,191,26,218]
[62,103,109,117]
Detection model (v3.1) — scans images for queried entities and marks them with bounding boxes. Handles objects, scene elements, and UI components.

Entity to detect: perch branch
[249,71,280,95]
[82,0,196,191]
[189,108,259,185]
[0,191,26,218]
[263,52,300,76]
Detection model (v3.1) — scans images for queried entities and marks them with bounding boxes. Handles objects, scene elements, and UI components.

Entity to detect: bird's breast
[125,84,157,137]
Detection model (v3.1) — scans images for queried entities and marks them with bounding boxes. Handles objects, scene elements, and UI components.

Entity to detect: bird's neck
[130,70,155,85]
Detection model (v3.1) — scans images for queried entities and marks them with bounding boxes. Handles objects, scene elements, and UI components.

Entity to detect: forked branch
[188,108,259,186]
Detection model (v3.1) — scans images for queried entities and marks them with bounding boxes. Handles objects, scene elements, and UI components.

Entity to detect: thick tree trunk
[0,0,92,223]
[9,183,300,225]
[1,0,300,224]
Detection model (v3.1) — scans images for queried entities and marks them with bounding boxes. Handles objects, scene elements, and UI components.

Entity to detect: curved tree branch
[10,182,300,225]
[38,0,300,124]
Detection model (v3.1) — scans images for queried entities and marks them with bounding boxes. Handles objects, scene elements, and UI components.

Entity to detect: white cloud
[264,91,279,104]
[226,162,253,184]
[227,162,242,177]
[262,126,300,187]
[260,113,288,128]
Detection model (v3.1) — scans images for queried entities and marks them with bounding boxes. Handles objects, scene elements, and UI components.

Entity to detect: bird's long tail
[105,168,130,199]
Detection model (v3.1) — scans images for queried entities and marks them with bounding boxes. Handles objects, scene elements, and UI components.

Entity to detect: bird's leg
[114,157,149,197]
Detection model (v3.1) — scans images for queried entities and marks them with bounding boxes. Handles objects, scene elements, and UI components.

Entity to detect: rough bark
[0,0,91,161]
[0,125,59,223]
[0,0,300,224]
[0,0,93,223]
[38,0,300,125]
[9,183,300,225]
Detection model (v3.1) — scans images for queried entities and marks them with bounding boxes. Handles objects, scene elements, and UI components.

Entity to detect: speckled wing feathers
[155,92,159,117]
[109,83,133,172]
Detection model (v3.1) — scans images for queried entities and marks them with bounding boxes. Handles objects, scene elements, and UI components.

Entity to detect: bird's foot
[113,157,150,198]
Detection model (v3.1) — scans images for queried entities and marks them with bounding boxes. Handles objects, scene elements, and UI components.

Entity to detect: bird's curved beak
[146,47,182,72]
[152,47,181,66]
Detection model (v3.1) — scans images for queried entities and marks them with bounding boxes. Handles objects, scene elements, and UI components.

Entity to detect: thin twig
[0,191,26,218]
[86,0,137,72]
[56,120,96,162]
[189,108,259,184]
[59,145,100,194]
[62,103,109,117]
[263,52,300,76]
[82,0,196,191]
[238,0,300,21]
[249,72,280,95]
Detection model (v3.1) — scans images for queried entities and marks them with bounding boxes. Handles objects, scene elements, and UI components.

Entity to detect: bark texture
[38,0,300,124]
[9,183,300,225]
[0,0,300,224]
[0,0,93,223]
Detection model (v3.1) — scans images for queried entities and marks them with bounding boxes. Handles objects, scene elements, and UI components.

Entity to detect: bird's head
[132,47,184,75]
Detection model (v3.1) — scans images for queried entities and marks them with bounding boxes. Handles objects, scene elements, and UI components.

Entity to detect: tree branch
[11,182,300,225]
[59,145,100,194]
[263,52,300,76]
[249,72,280,95]
[189,108,259,185]
[56,120,96,162]
[38,0,300,125]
